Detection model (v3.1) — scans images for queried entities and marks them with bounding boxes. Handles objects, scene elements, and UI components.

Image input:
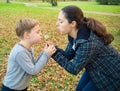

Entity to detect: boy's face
[29,24,42,44]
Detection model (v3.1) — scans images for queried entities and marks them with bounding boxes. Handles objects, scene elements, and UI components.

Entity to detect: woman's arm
[52,42,96,75]
[56,42,75,60]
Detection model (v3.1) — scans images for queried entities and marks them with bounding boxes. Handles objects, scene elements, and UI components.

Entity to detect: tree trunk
[51,0,57,6]
[6,0,10,3]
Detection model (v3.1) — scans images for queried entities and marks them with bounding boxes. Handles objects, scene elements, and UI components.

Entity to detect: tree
[96,0,120,5]
[6,0,10,3]
[50,0,57,6]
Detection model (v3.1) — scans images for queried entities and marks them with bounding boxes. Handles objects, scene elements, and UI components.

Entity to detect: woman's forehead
[58,11,66,19]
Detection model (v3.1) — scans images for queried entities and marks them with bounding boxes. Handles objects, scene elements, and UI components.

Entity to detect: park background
[0,0,120,91]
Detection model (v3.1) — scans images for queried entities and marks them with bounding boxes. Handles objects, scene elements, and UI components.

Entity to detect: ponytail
[83,17,114,45]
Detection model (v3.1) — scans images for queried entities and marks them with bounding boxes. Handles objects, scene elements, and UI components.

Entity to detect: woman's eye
[59,21,63,23]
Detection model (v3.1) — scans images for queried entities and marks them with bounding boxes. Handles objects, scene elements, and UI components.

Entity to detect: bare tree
[50,0,57,6]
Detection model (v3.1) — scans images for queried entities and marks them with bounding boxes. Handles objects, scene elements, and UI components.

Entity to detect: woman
[50,5,120,91]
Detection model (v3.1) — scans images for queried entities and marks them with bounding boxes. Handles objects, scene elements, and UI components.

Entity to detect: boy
[2,18,56,91]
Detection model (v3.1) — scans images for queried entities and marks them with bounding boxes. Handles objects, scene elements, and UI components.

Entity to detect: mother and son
[1,5,120,91]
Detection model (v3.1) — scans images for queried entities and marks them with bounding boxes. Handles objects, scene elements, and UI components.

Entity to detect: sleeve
[52,42,96,75]
[15,51,50,75]
[55,42,75,60]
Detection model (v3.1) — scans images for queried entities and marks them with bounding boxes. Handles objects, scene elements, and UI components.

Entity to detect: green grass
[0,1,120,90]
[1,1,120,13]
[56,1,120,13]
[28,1,120,13]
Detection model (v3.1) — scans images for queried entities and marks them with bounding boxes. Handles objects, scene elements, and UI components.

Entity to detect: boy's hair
[15,18,39,38]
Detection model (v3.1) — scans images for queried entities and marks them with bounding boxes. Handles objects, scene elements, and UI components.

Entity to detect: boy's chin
[35,42,41,45]
[35,41,41,44]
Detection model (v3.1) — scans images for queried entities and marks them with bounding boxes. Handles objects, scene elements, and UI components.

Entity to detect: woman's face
[56,11,73,34]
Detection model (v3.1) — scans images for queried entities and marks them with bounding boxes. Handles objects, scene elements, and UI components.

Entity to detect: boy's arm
[15,51,50,75]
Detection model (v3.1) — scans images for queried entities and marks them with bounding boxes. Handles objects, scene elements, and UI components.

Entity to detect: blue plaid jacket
[52,26,120,91]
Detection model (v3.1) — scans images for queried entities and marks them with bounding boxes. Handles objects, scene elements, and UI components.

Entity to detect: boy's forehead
[31,24,40,30]
[35,24,40,28]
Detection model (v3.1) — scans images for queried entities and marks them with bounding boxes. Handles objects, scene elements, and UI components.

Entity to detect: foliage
[96,0,120,5]
[0,1,120,91]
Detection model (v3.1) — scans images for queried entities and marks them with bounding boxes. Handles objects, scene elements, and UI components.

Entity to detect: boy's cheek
[37,38,41,42]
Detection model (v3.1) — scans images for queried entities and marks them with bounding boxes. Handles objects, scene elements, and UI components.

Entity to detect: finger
[52,47,56,52]
[44,43,48,49]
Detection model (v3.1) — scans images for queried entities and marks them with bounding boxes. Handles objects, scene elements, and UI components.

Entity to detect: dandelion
[44,34,49,39]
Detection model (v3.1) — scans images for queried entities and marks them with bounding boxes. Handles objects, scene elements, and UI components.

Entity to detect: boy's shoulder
[10,43,26,55]
[11,43,34,56]
[8,43,27,60]
[13,43,25,51]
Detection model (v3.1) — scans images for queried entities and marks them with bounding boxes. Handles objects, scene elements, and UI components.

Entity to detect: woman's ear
[23,31,30,39]
[71,21,77,28]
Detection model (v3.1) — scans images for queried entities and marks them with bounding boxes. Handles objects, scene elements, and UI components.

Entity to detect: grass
[0,1,120,91]
[56,1,120,13]
[1,1,120,13]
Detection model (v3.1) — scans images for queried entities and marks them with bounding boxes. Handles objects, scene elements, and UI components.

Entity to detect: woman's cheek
[58,28,64,33]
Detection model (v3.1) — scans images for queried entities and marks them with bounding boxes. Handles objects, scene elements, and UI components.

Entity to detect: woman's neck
[19,40,32,51]
[69,28,78,39]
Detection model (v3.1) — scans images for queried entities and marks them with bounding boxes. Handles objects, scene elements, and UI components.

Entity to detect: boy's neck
[19,40,32,51]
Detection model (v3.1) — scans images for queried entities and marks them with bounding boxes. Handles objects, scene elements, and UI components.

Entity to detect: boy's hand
[43,44,56,56]
[45,41,55,47]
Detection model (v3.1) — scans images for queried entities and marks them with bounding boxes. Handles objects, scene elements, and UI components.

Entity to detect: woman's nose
[40,32,42,36]
[56,21,59,26]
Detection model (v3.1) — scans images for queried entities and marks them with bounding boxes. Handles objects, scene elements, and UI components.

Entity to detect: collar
[68,25,90,44]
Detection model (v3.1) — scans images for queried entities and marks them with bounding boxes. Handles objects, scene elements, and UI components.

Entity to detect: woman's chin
[59,31,66,35]
[57,29,67,34]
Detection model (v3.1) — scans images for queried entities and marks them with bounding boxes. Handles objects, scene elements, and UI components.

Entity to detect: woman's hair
[15,18,39,38]
[61,5,114,45]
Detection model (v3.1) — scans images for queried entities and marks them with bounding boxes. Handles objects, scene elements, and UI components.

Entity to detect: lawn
[0,1,120,91]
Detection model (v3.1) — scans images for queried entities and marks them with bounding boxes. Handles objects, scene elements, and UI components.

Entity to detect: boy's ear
[71,21,77,28]
[23,31,30,39]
